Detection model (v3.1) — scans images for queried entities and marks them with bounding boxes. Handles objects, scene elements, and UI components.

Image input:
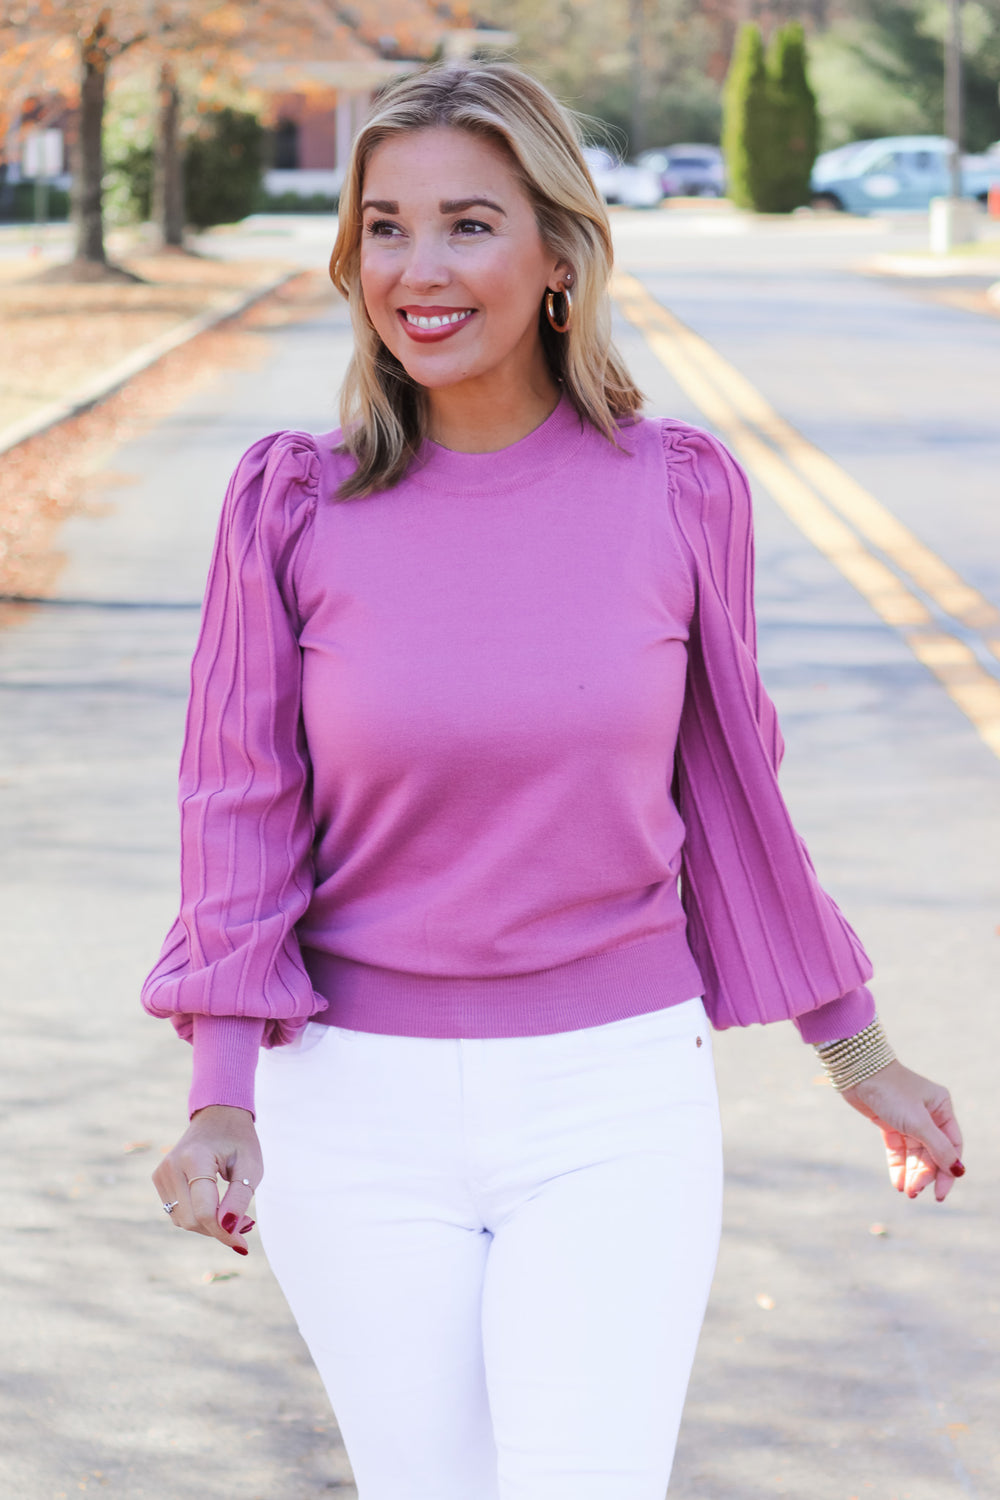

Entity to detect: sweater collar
[407,390,586,495]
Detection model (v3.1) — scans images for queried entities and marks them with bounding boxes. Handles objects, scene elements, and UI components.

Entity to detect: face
[358,126,569,396]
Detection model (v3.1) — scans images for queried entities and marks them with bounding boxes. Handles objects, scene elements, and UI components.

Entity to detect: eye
[364,218,402,238]
[452,219,491,236]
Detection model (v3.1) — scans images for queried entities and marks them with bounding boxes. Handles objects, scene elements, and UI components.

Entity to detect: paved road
[1,212,998,1499]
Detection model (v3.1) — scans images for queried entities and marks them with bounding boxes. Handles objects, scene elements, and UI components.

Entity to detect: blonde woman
[145,61,964,1500]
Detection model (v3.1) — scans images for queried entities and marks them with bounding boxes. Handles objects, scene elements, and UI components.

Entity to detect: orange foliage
[0,1,477,101]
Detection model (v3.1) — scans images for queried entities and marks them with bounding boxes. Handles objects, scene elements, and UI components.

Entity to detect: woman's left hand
[841,1059,965,1202]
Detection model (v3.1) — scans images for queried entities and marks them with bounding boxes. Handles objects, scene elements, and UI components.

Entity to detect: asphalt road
[1,210,998,1500]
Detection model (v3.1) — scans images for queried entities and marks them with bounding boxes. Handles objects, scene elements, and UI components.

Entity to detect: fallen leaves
[0,268,334,597]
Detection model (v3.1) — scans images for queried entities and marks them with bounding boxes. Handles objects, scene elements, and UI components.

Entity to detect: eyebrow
[361,197,507,216]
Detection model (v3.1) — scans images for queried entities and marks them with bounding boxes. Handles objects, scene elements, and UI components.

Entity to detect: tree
[721,22,771,208]
[851,0,1000,152]
[768,20,818,210]
[722,19,819,212]
[153,60,184,247]
[0,1,476,273]
[0,2,151,276]
[184,105,263,228]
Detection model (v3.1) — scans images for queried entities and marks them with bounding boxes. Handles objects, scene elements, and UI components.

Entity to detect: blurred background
[1,0,999,261]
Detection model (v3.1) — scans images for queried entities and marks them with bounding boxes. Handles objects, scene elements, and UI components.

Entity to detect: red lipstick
[397,307,477,343]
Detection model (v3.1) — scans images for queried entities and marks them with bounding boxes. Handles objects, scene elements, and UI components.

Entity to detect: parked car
[636,144,725,198]
[810,134,1000,213]
[581,146,663,209]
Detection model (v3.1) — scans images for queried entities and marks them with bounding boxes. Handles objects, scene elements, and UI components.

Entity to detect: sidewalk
[0,246,297,451]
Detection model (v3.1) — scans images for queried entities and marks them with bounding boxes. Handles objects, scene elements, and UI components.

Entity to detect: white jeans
[255,997,723,1500]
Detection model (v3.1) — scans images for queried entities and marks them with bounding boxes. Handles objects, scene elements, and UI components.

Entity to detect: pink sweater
[142,397,874,1116]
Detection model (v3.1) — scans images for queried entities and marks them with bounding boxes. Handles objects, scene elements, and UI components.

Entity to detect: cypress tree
[768,22,819,212]
[723,20,819,213]
[722,24,771,212]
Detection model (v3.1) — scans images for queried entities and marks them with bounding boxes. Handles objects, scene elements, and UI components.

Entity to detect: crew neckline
[407,390,587,494]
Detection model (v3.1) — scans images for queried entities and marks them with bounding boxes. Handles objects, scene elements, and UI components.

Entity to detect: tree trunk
[72,13,111,266]
[153,62,185,248]
[628,0,645,155]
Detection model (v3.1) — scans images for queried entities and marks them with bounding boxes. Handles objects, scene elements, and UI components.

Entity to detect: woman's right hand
[152,1105,264,1255]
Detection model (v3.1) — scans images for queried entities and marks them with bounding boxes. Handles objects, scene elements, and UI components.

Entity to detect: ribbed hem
[189,1014,267,1118]
[792,985,876,1046]
[302,930,705,1038]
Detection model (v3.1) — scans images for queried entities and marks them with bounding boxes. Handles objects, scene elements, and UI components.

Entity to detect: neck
[425,357,561,454]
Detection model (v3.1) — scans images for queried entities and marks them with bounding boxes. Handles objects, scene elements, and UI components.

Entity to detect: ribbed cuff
[189,1014,267,1119]
[792,985,877,1046]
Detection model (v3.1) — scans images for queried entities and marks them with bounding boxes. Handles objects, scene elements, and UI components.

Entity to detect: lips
[397,307,477,343]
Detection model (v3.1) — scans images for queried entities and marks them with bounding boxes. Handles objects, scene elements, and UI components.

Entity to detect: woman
[145,61,964,1500]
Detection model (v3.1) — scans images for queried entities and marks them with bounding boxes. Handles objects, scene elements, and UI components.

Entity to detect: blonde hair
[328,59,643,500]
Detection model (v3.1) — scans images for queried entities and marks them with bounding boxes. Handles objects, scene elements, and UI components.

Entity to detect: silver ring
[162,1200,179,1214]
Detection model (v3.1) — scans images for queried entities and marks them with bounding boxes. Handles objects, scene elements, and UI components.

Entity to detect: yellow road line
[612,270,1000,760]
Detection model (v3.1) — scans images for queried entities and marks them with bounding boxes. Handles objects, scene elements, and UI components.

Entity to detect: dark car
[636,144,725,198]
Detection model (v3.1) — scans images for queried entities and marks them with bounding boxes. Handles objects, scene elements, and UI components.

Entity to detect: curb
[860,252,1000,279]
[0,268,299,459]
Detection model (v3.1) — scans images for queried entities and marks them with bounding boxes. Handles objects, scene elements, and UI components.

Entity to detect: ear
[548,258,574,294]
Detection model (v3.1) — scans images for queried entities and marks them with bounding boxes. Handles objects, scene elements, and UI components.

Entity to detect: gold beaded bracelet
[814,1016,897,1092]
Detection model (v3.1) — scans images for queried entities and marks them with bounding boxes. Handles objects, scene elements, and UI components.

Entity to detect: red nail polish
[239,1218,255,1234]
[908,1191,918,1199]
[951,1159,966,1177]
[221,1212,238,1233]
[232,1245,248,1256]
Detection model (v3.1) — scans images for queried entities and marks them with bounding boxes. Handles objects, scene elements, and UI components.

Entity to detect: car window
[668,155,712,169]
[864,151,902,174]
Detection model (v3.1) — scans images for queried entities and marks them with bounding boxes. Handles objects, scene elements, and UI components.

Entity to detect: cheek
[359,256,396,333]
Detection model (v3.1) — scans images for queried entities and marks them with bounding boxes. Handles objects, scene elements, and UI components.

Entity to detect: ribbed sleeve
[662,422,875,1040]
[141,432,323,1116]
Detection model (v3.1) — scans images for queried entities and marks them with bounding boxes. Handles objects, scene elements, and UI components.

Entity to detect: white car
[581,147,663,209]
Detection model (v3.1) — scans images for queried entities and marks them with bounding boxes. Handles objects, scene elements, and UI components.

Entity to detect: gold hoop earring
[545,286,573,333]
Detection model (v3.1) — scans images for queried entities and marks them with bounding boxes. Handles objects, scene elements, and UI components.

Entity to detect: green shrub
[254,189,339,214]
[723,20,819,213]
[104,142,153,225]
[184,107,264,229]
[768,22,818,212]
[722,23,772,210]
[0,179,71,222]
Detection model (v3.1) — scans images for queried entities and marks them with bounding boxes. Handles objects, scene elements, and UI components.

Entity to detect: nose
[398,231,449,293]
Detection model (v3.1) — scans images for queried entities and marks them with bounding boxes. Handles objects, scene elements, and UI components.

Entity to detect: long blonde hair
[328,60,643,500]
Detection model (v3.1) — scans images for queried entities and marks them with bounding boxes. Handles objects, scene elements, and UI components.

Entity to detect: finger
[901,1107,963,1178]
[188,1178,226,1240]
[216,1171,258,1252]
[930,1097,964,1162]
[153,1159,198,1231]
[881,1128,908,1192]
[934,1165,955,1203]
[903,1141,936,1198]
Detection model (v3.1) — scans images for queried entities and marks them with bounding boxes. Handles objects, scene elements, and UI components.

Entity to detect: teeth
[406,310,472,328]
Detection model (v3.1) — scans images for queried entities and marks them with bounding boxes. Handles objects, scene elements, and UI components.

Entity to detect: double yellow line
[612,270,1000,761]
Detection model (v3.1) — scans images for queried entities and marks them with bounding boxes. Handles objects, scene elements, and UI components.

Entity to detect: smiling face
[359,126,569,403]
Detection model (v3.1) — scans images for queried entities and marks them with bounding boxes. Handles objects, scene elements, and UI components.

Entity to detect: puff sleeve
[141,432,324,1116]
[662,422,876,1045]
